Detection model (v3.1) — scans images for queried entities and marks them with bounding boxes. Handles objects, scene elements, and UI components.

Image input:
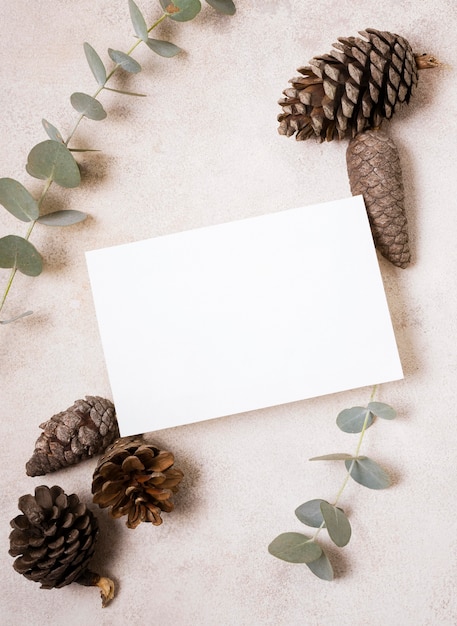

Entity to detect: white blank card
[86,195,403,436]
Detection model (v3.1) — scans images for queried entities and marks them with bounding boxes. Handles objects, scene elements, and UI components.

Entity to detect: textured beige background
[1,1,456,624]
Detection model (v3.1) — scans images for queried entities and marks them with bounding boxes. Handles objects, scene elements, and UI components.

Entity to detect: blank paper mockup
[86,195,403,436]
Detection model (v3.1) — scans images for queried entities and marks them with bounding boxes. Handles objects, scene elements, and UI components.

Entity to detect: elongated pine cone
[9,485,114,607]
[346,128,410,268]
[278,28,419,142]
[92,437,184,529]
[26,396,120,477]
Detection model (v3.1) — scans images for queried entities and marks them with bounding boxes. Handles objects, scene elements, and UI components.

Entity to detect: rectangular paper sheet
[86,196,403,436]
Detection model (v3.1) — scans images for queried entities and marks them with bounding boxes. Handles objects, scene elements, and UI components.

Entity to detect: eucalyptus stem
[0,10,168,319]
[312,385,377,542]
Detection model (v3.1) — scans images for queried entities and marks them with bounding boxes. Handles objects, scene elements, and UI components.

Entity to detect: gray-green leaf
[84,42,107,86]
[320,501,351,547]
[345,457,391,490]
[268,533,322,564]
[205,0,236,15]
[305,549,334,581]
[37,210,87,227]
[26,140,81,188]
[0,235,42,276]
[367,402,397,420]
[0,310,33,325]
[309,453,354,461]
[0,178,38,222]
[295,499,326,528]
[160,0,201,21]
[146,38,182,57]
[337,406,374,433]
[42,119,64,143]
[70,93,107,121]
[108,48,142,73]
[129,0,148,41]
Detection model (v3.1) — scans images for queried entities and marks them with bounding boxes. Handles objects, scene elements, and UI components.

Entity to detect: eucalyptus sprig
[0,0,236,324]
[268,386,397,580]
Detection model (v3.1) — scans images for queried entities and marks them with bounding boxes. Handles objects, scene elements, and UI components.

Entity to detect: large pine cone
[26,396,120,477]
[346,128,410,268]
[8,485,114,606]
[92,437,184,529]
[278,28,418,142]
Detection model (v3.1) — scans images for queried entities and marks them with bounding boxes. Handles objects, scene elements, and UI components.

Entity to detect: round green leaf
[320,501,351,547]
[345,457,391,490]
[295,499,326,528]
[129,0,148,41]
[70,93,107,121]
[42,119,64,143]
[160,0,201,21]
[26,140,81,189]
[108,49,142,73]
[268,533,322,564]
[0,178,38,222]
[37,210,87,227]
[205,0,236,15]
[146,38,182,57]
[84,42,107,86]
[337,406,374,433]
[309,453,354,461]
[0,235,42,276]
[306,549,334,581]
[367,401,397,420]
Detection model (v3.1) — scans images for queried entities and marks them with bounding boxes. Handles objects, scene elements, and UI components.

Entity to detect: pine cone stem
[76,569,115,608]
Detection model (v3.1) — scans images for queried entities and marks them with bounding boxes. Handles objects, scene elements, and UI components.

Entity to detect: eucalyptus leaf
[305,549,334,581]
[42,119,64,143]
[69,148,100,153]
[108,48,142,73]
[205,0,236,15]
[345,457,391,490]
[84,42,107,86]
[26,140,81,188]
[0,235,42,276]
[0,178,38,222]
[367,401,397,420]
[320,501,351,547]
[336,406,374,433]
[37,210,87,227]
[268,533,322,564]
[146,38,182,57]
[295,499,326,528]
[70,92,107,121]
[309,453,354,461]
[129,0,148,41]
[160,0,201,22]
[0,310,33,325]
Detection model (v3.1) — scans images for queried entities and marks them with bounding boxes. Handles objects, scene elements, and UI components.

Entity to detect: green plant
[268,386,397,580]
[0,0,236,325]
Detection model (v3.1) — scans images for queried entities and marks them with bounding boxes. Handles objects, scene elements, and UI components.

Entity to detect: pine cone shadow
[87,502,122,588]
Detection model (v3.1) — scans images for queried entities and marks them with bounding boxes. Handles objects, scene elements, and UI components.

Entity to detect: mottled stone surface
[1,1,456,624]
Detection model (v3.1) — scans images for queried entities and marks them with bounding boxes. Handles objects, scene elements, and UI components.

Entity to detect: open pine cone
[9,485,114,607]
[278,28,438,142]
[92,437,184,529]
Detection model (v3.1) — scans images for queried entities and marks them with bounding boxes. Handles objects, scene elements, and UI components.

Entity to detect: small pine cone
[26,396,120,477]
[346,128,410,268]
[9,485,114,607]
[278,28,418,142]
[92,437,184,529]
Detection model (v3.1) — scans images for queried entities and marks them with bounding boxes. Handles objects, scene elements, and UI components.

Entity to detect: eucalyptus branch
[268,385,397,581]
[0,0,236,324]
